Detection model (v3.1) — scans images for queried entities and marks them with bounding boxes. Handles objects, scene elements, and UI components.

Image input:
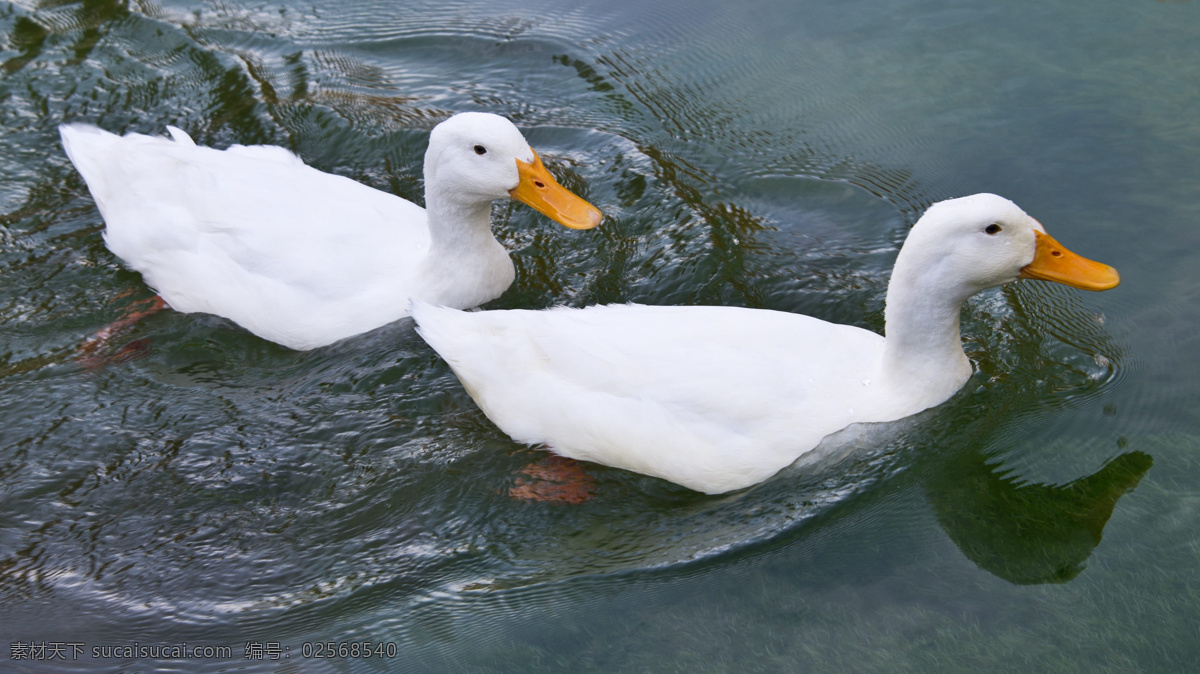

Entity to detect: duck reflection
[927,447,1151,585]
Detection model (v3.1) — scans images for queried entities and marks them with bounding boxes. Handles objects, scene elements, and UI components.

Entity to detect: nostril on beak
[534,181,546,188]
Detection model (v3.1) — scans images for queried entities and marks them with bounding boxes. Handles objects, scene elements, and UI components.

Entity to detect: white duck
[413,194,1120,494]
[59,112,601,350]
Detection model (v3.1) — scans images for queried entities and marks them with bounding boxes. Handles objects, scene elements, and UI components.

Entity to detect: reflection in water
[2,0,129,75]
[928,448,1151,585]
[3,17,48,75]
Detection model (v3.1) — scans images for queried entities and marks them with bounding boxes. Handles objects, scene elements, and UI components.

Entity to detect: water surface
[2,0,1199,671]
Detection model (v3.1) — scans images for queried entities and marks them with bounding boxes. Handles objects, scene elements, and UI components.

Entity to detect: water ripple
[0,0,1181,667]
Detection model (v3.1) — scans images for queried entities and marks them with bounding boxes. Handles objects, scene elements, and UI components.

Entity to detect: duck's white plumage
[413,194,1120,494]
[414,302,891,492]
[59,113,600,350]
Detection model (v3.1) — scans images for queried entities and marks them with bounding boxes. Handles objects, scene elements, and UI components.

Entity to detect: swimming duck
[413,194,1120,494]
[59,112,601,350]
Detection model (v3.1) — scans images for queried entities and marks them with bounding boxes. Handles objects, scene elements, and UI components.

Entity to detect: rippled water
[2,0,1199,671]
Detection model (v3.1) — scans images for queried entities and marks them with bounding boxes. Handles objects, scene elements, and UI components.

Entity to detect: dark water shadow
[926,446,1151,585]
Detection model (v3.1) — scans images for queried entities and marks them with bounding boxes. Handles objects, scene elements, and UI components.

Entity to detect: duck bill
[509,150,602,230]
[1019,231,1120,291]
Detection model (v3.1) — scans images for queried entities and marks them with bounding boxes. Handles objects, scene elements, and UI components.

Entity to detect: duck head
[893,193,1120,301]
[423,112,602,230]
[880,194,1119,409]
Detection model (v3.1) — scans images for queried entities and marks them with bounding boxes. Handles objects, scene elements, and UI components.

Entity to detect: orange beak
[1019,231,1120,291]
[509,150,602,230]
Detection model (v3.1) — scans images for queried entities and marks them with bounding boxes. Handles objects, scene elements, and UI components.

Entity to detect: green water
[2,0,1199,671]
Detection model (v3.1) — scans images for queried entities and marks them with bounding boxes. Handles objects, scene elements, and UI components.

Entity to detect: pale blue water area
[1,0,1199,671]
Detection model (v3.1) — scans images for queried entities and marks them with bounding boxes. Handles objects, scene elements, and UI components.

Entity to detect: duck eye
[473,145,487,155]
[985,223,1002,235]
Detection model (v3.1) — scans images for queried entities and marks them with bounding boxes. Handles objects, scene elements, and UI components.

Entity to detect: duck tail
[410,301,471,358]
[59,123,126,212]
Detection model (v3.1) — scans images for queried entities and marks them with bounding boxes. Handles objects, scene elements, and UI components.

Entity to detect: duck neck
[423,184,501,256]
[880,265,974,407]
[416,182,514,308]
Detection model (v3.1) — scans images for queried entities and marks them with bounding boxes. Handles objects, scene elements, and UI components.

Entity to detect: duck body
[60,113,600,350]
[415,302,905,492]
[414,194,1120,494]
